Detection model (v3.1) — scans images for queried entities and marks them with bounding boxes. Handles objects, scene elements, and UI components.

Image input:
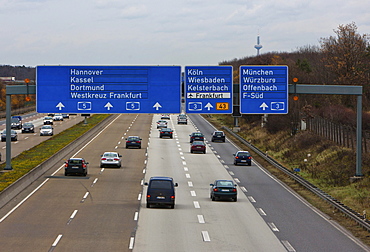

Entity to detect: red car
[190,141,206,154]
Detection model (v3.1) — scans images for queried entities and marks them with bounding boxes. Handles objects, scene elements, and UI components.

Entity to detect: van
[144,176,178,209]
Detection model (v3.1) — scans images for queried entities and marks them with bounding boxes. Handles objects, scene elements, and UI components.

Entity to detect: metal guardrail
[222,126,370,232]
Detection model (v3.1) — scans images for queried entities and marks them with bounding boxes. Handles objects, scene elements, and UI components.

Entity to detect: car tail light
[137,140,141,143]
[147,195,151,199]
[101,158,107,161]
[65,163,68,168]
[232,188,237,192]
[248,157,252,159]
[83,164,87,168]
[235,156,239,159]
[171,195,175,199]
[126,140,130,143]
[114,158,120,161]
[213,188,218,192]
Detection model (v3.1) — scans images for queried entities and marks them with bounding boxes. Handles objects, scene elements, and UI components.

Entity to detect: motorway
[0,113,368,251]
[0,113,85,161]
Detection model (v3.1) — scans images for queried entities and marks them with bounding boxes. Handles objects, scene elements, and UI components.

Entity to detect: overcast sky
[0,0,369,68]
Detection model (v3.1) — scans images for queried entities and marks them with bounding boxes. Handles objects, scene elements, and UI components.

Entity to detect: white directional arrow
[56,102,65,110]
[104,102,113,111]
[153,102,162,111]
[260,102,269,111]
[205,102,213,111]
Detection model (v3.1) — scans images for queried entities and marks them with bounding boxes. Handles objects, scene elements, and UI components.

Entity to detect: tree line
[220,22,370,130]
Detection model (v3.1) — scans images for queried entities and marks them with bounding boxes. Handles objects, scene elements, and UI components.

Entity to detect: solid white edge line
[0,178,50,223]
[281,240,296,252]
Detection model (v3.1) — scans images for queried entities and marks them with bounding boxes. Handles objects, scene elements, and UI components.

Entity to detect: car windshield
[214,132,223,136]
[216,181,234,187]
[42,126,52,129]
[150,180,172,189]
[162,128,172,131]
[2,130,16,134]
[24,123,33,126]
[45,117,52,119]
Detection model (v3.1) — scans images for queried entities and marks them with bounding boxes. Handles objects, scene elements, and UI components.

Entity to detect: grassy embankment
[205,114,370,246]
[0,114,110,192]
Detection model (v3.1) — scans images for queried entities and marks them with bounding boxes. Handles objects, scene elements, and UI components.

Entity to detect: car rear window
[217,181,233,186]
[237,152,250,158]
[69,159,82,164]
[150,180,172,189]
[104,153,117,157]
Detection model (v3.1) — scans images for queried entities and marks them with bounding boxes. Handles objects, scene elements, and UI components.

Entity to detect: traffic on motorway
[0,113,368,251]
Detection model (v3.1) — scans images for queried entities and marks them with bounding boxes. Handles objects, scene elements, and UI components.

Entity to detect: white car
[53,114,64,121]
[40,125,53,136]
[43,116,53,125]
[100,152,122,168]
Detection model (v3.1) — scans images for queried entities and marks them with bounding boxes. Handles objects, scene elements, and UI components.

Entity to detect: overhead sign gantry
[185,66,233,114]
[239,65,288,114]
[36,66,181,114]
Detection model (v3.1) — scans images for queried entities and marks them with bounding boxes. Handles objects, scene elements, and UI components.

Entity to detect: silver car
[156,120,168,129]
[40,125,53,136]
[100,152,122,168]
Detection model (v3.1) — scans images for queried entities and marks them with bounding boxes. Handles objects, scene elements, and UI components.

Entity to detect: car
[126,136,142,149]
[144,176,178,209]
[11,118,22,129]
[210,179,237,202]
[156,120,168,129]
[233,151,252,166]
[100,152,122,168]
[53,114,64,121]
[161,114,170,120]
[159,128,173,138]
[1,129,18,142]
[43,116,53,125]
[22,122,35,133]
[40,125,53,136]
[190,141,206,154]
[177,114,187,124]
[64,158,88,176]
[189,132,204,143]
[62,113,69,119]
[211,131,225,142]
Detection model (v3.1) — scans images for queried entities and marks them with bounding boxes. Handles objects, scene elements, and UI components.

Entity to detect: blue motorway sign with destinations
[185,66,233,114]
[239,65,288,114]
[36,66,181,114]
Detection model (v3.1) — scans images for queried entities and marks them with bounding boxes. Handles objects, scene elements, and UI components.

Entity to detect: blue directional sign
[240,65,288,114]
[185,66,233,114]
[36,66,181,114]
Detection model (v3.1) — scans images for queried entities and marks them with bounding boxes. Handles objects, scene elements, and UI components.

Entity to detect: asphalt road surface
[0,113,368,252]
